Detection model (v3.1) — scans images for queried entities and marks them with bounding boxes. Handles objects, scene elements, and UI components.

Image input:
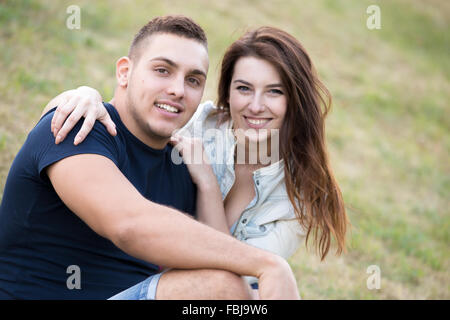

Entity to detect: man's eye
[187,77,200,86]
[155,68,169,74]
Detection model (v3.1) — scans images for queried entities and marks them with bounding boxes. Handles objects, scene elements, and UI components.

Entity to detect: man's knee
[212,269,252,300]
[156,269,253,300]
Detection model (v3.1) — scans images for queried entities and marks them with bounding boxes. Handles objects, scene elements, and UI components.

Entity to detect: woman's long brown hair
[217,27,349,260]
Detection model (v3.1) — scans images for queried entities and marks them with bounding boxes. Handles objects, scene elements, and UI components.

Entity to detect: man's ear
[116,56,131,87]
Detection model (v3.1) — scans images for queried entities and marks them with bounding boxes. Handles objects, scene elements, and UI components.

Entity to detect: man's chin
[148,127,177,141]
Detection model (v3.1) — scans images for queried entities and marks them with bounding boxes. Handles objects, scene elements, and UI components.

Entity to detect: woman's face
[228,56,287,144]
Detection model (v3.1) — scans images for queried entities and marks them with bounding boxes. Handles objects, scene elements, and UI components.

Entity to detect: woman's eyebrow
[233,79,252,86]
[266,83,283,88]
[233,79,283,88]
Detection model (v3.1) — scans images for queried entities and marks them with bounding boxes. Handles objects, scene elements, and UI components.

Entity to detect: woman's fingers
[171,135,194,159]
[74,113,96,145]
[52,95,81,139]
[97,101,117,137]
[169,135,183,154]
[49,87,110,145]
[55,98,90,144]
[51,92,70,135]
[170,136,206,165]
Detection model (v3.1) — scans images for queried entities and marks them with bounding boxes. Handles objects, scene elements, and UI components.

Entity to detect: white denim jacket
[179,102,306,284]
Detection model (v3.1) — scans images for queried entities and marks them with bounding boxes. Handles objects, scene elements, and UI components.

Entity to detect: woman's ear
[116,56,131,87]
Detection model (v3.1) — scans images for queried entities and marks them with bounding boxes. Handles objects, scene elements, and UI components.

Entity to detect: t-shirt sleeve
[28,108,120,178]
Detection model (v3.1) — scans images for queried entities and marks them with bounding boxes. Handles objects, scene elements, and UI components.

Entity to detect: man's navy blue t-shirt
[0,103,197,299]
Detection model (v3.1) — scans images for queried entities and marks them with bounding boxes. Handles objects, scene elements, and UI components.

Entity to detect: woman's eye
[269,89,283,95]
[237,86,250,92]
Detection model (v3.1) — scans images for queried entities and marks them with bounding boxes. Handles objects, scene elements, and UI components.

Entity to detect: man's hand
[257,254,301,300]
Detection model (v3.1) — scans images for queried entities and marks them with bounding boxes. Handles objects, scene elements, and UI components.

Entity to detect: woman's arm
[195,176,230,234]
[170,135,230,234]
[41,86,117,145]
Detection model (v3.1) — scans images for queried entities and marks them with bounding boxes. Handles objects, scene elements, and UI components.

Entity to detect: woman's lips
[243,116,272,129]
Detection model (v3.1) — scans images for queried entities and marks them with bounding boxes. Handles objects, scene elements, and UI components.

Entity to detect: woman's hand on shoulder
[51,86,117,145]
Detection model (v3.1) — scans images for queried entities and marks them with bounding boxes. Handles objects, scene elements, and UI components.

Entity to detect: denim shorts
[108,272,164,300]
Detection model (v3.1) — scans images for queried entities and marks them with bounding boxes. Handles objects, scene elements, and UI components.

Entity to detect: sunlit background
[0,0,448,299]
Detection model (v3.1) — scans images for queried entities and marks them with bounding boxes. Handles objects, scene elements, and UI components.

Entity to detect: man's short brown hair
[129,15,208,61]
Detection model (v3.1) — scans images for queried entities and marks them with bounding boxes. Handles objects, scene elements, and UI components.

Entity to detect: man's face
[124,33,209,147]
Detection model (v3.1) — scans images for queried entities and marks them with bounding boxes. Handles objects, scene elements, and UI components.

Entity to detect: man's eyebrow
[189,69,207,79]
[150,57,178,67]
[150,57,207,79]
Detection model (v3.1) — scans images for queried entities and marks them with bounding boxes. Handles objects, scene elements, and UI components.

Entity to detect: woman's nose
[247,95,265,113]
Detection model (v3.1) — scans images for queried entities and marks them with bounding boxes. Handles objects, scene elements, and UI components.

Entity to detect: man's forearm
[114,199,273,280]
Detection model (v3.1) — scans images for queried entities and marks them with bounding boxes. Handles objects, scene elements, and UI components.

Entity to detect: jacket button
[259,225,266,232]
[242,219,247,224]
[256,180,260,185]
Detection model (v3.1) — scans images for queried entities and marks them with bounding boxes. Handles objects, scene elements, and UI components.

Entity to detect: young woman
[43,26,349,290]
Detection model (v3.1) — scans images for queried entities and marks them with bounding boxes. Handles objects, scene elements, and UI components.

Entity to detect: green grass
[1,0,449,299]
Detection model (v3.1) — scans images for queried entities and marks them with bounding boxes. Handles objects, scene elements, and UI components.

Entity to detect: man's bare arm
[47,154,299,299]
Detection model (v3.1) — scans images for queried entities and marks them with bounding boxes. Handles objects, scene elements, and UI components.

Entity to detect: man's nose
[166,75,185,98]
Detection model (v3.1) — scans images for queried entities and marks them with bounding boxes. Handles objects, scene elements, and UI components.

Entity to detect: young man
[0,15,299,299]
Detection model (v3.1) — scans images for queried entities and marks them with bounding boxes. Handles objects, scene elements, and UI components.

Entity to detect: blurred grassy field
[0,0,448,299]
